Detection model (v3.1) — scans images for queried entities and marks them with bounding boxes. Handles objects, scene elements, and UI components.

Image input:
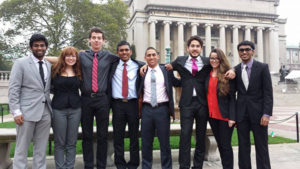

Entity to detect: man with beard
[165,35,235,169]
[9,33,52,169]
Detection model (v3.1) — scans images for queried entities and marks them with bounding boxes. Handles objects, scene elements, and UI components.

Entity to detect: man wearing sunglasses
[234,40,273,169]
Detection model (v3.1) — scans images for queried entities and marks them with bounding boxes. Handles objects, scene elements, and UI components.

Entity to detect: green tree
[0,0,129,55]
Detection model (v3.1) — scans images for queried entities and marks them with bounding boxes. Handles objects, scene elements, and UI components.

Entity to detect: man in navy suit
[234,41,273,169]
[138,47,179,169]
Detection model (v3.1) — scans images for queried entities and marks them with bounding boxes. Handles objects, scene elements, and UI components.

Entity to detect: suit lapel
[160,65,169,93]
[45,60,51,90]
[248,60,258,90]
[27,57,44,88]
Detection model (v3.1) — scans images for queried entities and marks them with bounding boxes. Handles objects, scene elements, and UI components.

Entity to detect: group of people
[8,26,273,169]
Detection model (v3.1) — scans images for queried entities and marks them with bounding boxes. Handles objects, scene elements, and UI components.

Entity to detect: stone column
[205,23,213,57]
[232,25,240,66]
[256,27,264,62]
[148,19,157,48]
[245,26,252,41]
[273,27,280,73]
[191,22,199,36]
[268,27,275,72]
[219,24,227,52]
[163,21,172,48]
[177,22,186,56]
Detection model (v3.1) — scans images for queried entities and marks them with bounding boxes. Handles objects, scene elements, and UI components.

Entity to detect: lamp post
[165,47,171,64]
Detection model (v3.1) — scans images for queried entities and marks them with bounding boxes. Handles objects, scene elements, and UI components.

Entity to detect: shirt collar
[120,59,132,66]
[148,65,159,72]
[241,58,254,69]
[31,54,45,63]
[188,55,200,62]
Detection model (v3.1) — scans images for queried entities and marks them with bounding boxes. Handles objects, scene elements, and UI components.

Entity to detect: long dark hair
[51,47,81,80]
[209,48,231,96]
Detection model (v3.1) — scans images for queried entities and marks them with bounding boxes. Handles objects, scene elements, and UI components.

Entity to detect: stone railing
[0,71,10,81]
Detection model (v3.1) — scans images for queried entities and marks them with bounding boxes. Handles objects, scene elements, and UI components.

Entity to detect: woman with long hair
[205,48,236,169]
[51,47,82,169]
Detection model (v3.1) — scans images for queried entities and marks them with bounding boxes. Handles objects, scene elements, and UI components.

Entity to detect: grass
[0,104,9,116]
[7,128,296,157]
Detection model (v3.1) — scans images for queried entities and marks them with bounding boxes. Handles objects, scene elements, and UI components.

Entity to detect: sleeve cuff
[12,109,23,118]
[263,114,270,117]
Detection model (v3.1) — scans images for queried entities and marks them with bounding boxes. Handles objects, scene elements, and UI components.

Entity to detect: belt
[113,98,137,103]
[83,92,105,98]
[143,102,168,108]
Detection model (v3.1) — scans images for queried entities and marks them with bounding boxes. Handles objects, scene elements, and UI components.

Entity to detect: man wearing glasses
[234,40,273,169]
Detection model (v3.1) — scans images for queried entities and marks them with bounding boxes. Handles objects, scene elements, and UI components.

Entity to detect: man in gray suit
[8,33,52,169]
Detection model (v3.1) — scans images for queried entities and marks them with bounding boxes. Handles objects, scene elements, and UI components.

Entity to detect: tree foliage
[0,0,129,55]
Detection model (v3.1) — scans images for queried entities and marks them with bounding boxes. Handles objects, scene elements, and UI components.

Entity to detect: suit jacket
[205,75,236,121]
[171,56,212,107]
[8,56,52,122]
[138,65,179,119]
[234,60,273,123]
[108,58,144,103]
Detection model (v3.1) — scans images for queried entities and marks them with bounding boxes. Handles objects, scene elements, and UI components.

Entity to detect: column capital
[256,26,265,31]
[268,27,275,32]
[190,22,199,27]
[232,25,241,29]
[147,19,158,24]
[218,24,227,28]
[244,25,253,30]
[205,23,213,27]
[163,20,172,25]
[177,21,186,26]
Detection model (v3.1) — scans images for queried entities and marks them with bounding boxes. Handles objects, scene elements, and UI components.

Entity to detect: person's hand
[228,120,236,128]
[225,69,236,79]
[14,115,24,125]
[165,64,173,70]
[260,115,270,126]
[140,65,148,77]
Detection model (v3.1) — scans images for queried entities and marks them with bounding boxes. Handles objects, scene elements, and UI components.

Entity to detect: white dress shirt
[143,65,169,103]
[184,55,203,96]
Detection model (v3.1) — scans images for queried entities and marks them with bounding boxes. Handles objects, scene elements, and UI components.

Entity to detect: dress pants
[13,105,51,169]
[112,99,140,169]
[141,103,172,169]
[52,107,81,169]
[81,95,110,169]
[179,97,208,169]
[208,118,234,169]
[237,112,271,169]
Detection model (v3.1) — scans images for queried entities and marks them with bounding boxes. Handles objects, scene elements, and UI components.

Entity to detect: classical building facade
[125,0,286,73]
[285,45,300,70]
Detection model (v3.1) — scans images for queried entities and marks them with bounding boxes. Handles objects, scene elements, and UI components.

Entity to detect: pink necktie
[92,52,98,92]
[192,58,198,76]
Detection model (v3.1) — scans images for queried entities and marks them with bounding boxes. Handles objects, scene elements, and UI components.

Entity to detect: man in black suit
[234,41,273,169]
[138,47,179,169]
[165,35,211,169]
[109,41,144,169]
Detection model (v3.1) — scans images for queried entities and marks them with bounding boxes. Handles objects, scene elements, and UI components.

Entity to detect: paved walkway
[6,143,300,169]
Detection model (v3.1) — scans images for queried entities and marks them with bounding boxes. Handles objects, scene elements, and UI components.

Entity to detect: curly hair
[51,47,81,80]
[209,48,231,96]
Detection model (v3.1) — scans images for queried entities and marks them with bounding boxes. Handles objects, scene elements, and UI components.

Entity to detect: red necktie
[92,52,98,93]
[122,63,128,98]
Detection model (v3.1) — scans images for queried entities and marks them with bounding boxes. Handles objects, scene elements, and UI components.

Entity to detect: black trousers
[208,118,234,169]
[179,98,208,169]
[81,95,110,169]
[112,99,140,169]
[141,103,172,169]
[237,112,271,169]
